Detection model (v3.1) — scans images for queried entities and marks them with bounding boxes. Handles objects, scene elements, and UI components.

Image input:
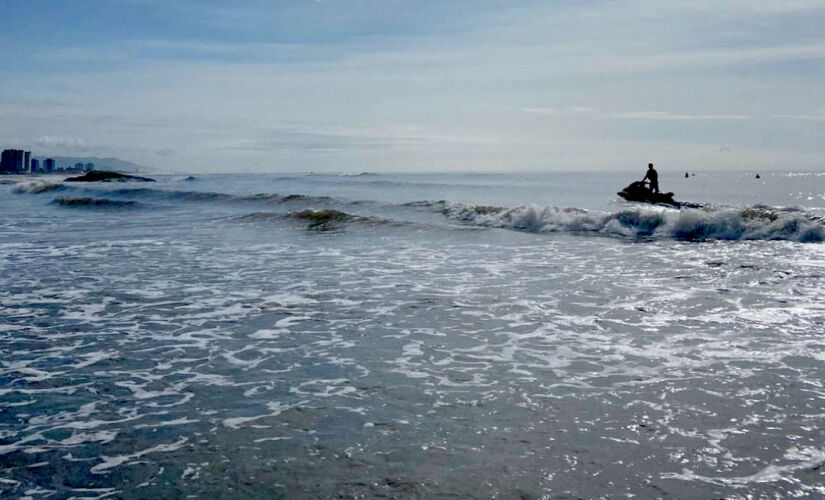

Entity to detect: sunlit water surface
[2,171,825,498]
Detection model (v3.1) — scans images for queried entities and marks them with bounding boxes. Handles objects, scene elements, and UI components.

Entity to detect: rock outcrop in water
[65,171,156,182]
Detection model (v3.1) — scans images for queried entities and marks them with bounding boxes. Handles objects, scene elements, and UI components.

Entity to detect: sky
[2,0,825,173]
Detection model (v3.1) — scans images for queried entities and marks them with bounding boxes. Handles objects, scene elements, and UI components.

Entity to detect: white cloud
[681,0,825,14]
[520,108,748,121]
[35,136,90,151]
[774,112,825,121]
[3,2,825,172]
[586,44,825,75]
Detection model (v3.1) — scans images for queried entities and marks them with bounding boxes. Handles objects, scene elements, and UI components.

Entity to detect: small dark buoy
[685,172,689,178]
[756,173,760,179]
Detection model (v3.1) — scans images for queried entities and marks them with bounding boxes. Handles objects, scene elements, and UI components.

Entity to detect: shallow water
[2,171,825,498]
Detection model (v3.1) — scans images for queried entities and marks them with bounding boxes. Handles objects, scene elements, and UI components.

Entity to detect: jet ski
[617,181,701,208]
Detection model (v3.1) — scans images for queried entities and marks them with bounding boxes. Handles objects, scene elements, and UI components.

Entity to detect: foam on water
[443,202,825,242]
[15,176,825,242]
[3,172,825,497]
[12,181,65,194]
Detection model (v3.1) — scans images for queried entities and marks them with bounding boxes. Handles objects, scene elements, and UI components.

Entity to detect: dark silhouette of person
[685,172,689,178]
[756,173,761,179]
[643,163,659,193]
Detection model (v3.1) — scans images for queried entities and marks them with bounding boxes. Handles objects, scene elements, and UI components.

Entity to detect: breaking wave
[13,179,824,242]
[339,171,380,177]
[229,209,406,231]
[442,203,825,242]
[13,181,65,194]
[13,182,363,209]
[230,209,351,226]
[104,187,341,205]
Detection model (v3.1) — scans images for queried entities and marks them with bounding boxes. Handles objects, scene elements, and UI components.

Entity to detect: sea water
[2,170,825,498]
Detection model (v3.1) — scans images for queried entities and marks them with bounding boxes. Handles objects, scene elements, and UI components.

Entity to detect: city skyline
[2,1,825,173]
[0,147,93,174]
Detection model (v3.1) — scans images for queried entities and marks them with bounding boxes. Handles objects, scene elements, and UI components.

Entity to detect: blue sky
[2,0,825,172]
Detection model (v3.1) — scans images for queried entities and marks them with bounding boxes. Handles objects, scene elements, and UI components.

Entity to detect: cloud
[520,108,749,121]
[681,0,825,14]
[589,43,825,75]
[3,2,825,172]
[155,148,177,157]
[614,111,749,121]
[774,112,825,121]
[35,136,90,151]
[217,125,498,154]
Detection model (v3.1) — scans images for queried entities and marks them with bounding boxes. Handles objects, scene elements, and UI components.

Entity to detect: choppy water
[2,171,825,498]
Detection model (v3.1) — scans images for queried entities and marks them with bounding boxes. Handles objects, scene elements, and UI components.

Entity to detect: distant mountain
[32,156,147,173]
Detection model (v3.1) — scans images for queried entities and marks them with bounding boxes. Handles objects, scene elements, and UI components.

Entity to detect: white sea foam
[662,446,825,486]
[133,417,199,429]
[253,436,291,443]
[90,438,188,474]
[12,180,64,194]
[248,328,288,339]
[290,379,357,398]
[60,430,118,446]
[5,172,825,497]
[261,293,318,307]
[223,401,305,429]
[442,203,825,242]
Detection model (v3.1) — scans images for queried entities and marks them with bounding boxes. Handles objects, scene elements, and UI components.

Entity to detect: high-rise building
[1,150,11,172]
[24,151,31,172]
[44,158,55,172]
[74,162,83,171]
[85,162,94,171]
[16,151,25,172]
[31,159,40,172]
[0,150,10,172]
[1,149,25,173]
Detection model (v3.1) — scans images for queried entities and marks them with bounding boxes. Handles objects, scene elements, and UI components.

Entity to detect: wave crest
[13,181,65,194]
[442,203,825,242]
[52,197,138,208]
[105,187,338,205]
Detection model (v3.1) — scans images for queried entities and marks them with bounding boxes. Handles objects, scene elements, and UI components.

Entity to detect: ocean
[2,170,825,498]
